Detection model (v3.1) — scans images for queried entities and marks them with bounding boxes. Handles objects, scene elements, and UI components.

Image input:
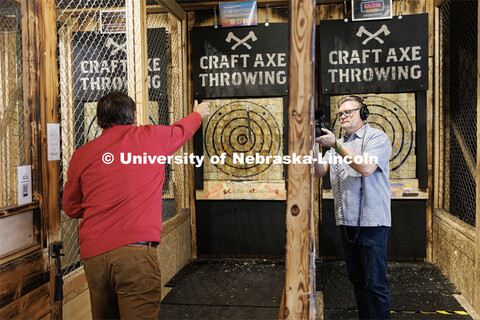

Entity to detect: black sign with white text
[72,28,167,102]
[320,14,428,94]
[192,24,289,98]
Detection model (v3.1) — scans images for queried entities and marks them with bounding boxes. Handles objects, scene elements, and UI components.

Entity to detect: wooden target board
[330,93,416,179]
[197,98,285,200]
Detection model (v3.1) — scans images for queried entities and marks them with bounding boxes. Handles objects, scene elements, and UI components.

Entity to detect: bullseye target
[203,98,284,180]
[331,93,416,179]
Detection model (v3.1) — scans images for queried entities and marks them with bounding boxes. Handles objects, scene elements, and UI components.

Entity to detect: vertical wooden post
[126,0,149,125]
[187,11,198,258]
[37,0,61,317]
[21,0,40,188]
[425,0,435,263]
[285,0,316,319]
[474,0,480,313]
[433,6,440,211]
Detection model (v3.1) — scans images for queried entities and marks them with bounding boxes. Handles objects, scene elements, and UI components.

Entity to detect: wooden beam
[440,2,451,211]
[435,0,448,8]
[450,122,476,181]
[187,12,198,259]
[126,0,149,125]
[179,0,289,11]
[21,0,40,186]
[0,202,39,219]
[63,267,88,304]
[178,0,342,10]
[37,0,61,317]
[474,0,480,313]
[0,244,41,267]
[157,0,186,20]
[57,5,168,17]
[285,0,316,318]
[0,283,50,320]
[428,0,434,57]
[433,6,440,210]
[278,286,286,320]
[425,0,435,263]
[0,250,49,308]
[162,208,190,236]
[443,106,451,211]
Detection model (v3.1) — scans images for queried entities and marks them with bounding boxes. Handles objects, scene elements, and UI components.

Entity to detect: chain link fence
[439,0,477,227]
[57,0,188,274]
[0,0,24,209]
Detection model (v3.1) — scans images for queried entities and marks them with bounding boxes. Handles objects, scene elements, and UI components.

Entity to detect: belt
[134,241,159,247]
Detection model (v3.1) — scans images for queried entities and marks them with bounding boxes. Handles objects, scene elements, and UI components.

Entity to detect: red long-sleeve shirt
[62,112,202,259]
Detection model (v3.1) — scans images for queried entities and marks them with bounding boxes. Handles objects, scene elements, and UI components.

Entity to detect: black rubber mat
[159,304,279,320]
[159,259,284,320]
[319,260,473,320]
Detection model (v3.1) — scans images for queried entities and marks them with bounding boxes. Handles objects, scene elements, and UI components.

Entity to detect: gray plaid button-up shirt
[322,123,392,227]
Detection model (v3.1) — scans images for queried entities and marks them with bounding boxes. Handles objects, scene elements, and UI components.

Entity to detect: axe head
[356,26,366,37]
[249,31,258,41]
[225,32,234,43]
[380,24,390,35]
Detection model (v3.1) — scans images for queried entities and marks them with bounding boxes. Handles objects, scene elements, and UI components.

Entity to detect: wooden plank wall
[0,250,50,319]
[432,0,480,315]
[0,0,58,318]
[0,283,50,320]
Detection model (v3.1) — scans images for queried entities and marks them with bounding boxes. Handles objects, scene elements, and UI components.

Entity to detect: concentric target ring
[336,96,414,173]
[204,101,281,178]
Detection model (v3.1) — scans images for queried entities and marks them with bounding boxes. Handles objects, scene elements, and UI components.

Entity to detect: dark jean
[340,226,391,320]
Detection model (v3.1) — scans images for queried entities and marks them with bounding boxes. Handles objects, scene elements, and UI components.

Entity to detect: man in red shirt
[63,91,210,319]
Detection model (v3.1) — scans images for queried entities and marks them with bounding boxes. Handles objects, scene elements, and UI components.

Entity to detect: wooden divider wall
[432,0,480,315]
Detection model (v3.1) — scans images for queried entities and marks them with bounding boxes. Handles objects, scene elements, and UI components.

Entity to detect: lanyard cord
[336,128,366,243]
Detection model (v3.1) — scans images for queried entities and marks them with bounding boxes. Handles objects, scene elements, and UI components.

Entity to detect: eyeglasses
[336,108,361,118]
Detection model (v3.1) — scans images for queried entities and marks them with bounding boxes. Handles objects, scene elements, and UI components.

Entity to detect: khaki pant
[83,244,162,320]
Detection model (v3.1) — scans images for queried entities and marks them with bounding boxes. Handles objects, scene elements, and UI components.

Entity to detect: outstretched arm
[162,100,211,155]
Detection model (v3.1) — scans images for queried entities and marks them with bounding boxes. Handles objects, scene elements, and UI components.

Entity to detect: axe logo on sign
[356,25,390,45]
[320,14,428,94]
[72,28,167,102]
[105,38,127,55]
[225,31,258,50]
[192,24,289,98]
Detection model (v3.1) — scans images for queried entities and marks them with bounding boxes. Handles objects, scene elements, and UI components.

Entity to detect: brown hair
[96,91,135,129]
[337,95,366,109]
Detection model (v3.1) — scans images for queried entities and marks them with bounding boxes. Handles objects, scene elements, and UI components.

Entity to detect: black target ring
[230,126,257,152]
